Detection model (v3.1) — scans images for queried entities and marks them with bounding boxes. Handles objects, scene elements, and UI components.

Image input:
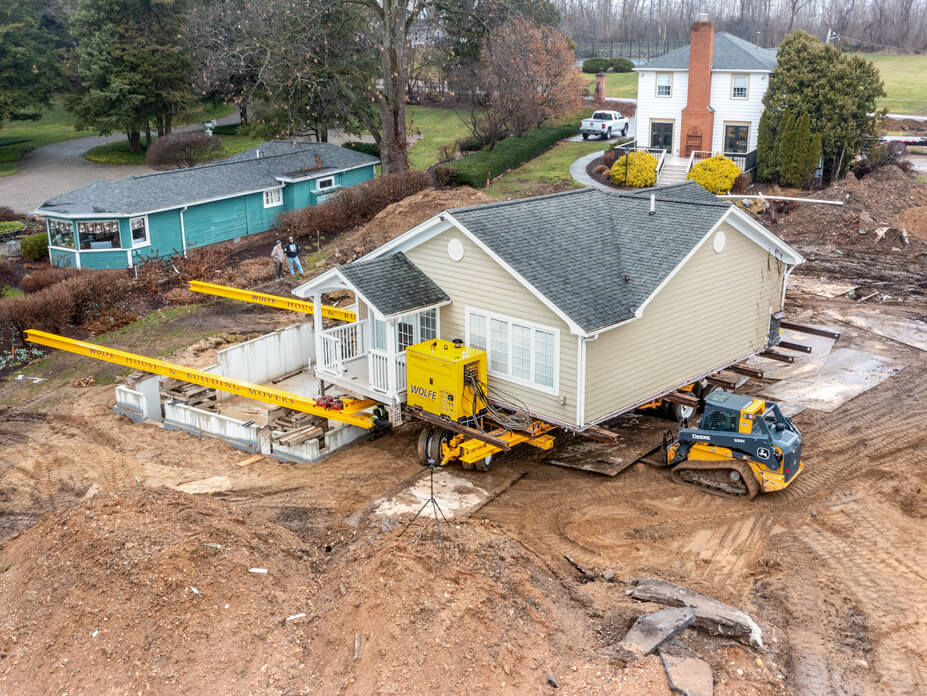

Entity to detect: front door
[650,122,674,151]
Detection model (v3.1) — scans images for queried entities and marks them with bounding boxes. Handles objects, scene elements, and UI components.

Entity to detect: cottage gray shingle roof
[339,252,449,317]
[36,141,379,216]
[447,182,730,333]
[637,31,777,71]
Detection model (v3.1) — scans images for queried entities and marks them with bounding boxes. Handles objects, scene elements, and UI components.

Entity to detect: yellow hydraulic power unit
[405,338,487,422]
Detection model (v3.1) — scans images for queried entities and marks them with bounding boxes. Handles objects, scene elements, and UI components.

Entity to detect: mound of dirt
[0,486,685,695]
[322,187,493,268]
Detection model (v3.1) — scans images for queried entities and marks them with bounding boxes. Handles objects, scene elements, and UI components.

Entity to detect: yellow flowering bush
[687,154,742,194]
[609,151,658,187]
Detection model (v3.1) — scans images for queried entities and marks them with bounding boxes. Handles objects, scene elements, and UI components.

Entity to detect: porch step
[657,164,689,185]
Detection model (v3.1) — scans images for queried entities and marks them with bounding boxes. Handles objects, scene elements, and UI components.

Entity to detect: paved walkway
[0,113,241,213]
[569,150,613,191]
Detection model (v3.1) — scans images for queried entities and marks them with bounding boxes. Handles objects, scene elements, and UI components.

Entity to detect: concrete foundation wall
[163,402,261,452]
[214,322,315,386]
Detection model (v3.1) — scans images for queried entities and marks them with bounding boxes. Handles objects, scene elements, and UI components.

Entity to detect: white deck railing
[368,349,407,396]
[319,320,366,375]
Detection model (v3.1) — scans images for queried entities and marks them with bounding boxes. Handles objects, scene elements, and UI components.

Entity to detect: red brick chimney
[680,14,715,157]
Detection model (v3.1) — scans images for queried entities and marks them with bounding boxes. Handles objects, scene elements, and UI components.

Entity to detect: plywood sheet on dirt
[545,414,668,476]
[788,276,858,298]
[372,467,522,519]
[745,329,838,382]
[760,348,902,413]
[822,308,927,352]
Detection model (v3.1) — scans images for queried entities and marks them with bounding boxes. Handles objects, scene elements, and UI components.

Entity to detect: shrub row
[440,123,577,188]
[22,267,80,293]
[581,57,634,74]
[276,170,433,239]
[21,233,48,261]
[342,141,380,157]
[0,269,130,335]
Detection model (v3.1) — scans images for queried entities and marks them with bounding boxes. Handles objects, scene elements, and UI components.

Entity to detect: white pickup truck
[580,110,629,140]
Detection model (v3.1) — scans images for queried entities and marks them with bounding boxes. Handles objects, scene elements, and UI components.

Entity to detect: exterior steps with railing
[657,162,690,185]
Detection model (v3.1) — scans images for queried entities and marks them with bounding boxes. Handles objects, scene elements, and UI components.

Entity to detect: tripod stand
[399,463,451,554]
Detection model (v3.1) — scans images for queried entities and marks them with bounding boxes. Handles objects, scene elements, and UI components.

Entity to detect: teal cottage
[33,141,379,270]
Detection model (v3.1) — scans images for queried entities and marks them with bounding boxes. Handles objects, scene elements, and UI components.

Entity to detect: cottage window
[731,74,749,100]
[263,188,283,208]
[466,308,559,394]
[130,216,148,246]
[48,220,75,249]
[77,220,121,250]
[317,177,335,190]
[656,73,672,97]
[398,318,415,351]
[373,318,388,351]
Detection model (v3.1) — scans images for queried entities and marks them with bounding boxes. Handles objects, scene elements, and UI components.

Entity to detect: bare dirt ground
[1,172,926,695]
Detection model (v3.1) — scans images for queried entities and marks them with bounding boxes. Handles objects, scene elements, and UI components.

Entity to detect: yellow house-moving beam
[25,330,375,429]
[188,281,356,322]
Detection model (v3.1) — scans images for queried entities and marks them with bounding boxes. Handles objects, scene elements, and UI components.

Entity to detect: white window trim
[731,74,749,100]
[263,187,283,208]
[317,177,336,190]
[47,219,77,251]
[75,219,123,252]
[655,72,672,98]
[129,215,150,248]
[465,305,559,396]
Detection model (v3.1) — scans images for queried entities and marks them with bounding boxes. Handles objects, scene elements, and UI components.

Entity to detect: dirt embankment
[0,486,780,696]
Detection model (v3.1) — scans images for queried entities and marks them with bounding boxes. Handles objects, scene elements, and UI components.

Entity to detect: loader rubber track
[670,459,761,500]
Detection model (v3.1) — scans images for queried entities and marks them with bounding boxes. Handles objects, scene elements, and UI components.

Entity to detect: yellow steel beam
[188,281,356,322]
[25,330,374,429]
[442,421,557,465]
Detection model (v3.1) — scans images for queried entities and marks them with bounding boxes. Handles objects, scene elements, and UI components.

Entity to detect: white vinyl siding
[635,70,688,156]
[405,231,577,425]
[467,308,559,395]
[709,71,768,153]
[582,221,786,424]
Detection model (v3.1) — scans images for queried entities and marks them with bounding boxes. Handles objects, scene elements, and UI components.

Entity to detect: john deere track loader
[663,390,803,499]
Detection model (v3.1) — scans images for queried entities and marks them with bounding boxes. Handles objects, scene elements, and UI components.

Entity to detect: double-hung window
[263,188,283,208]
[656,73,672,97]
[466,308,558,393]
[129,216,148,247]
[731,74,749,100]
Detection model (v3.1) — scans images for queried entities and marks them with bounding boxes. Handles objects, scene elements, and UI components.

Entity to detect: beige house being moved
[293,181,803,431]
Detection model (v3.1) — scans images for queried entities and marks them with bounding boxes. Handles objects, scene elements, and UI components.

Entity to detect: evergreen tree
[763,30,884,180]
[774,109,796,185]
[755,110,777,182]
[68,0,193,151]
[782,112,812,186]
[806,133,823,186]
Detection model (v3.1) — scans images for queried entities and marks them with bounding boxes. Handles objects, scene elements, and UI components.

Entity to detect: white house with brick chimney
[633,15,777,176]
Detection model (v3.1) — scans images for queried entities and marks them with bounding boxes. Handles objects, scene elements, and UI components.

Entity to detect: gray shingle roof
[340,252,449,318]
[36,141,379,216]
[447,183,730,333]
[637,32,777,71]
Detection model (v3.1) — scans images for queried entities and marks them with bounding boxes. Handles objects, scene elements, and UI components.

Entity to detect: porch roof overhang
[293,252,450,320]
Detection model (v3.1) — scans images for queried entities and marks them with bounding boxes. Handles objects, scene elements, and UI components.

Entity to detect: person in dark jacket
[284,236,304,276]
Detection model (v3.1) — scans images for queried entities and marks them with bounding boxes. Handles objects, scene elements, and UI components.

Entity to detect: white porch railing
[687,150,757,173]
[319,320,366,375]
[368,349,407,396]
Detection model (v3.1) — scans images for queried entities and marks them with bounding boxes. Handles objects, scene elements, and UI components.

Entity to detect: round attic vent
[448,238,464,262]
[713,230,726,254]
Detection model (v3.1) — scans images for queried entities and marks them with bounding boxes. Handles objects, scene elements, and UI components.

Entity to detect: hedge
[581,58,610,74]
[445,124,577,188]
[687,154,741,194]
[21,233,49,261]
[342,141,380,157]
[609,58,634,73]
[609,151,658,187]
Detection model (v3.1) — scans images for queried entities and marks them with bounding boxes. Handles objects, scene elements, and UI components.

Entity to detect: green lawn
[486,139,610,199]
[84,133,262,165]
[864,53,927,115]
[406,105,472,170]
[0,102,237,175]
[0,103,96,176]
[584,72,638,100]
